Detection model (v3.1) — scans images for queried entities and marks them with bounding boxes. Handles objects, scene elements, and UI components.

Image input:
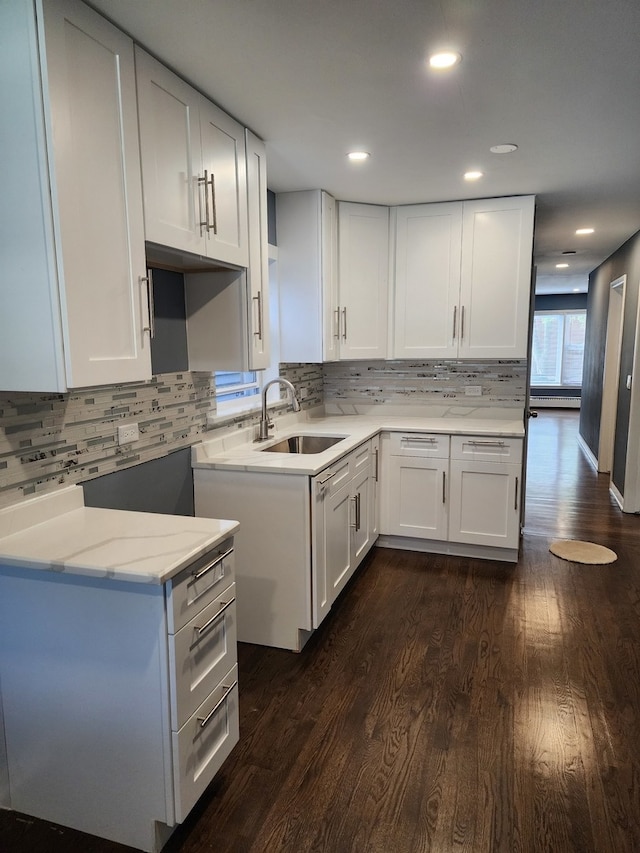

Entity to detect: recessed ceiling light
[347,151,370,162]
[490,143,518,154]
[464,170,483,181]
[556,263,570,269]
[576,227,594,235]
[573,288,581,292]
[429,51,461,69]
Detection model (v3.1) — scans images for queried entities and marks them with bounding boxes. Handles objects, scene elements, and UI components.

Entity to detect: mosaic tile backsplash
[0,359,521,508]
[323,360,527,407]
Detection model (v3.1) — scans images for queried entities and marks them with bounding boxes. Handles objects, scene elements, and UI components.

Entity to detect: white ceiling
[88,0,640,295]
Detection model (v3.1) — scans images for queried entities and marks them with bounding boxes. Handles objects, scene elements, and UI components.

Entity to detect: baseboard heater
[530,395,580,409]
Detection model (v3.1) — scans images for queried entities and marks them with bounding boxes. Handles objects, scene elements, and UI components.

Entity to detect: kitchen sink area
[260,434,347,454]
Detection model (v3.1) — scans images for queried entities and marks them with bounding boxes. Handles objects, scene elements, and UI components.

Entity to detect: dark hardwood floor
[3,410,640,852]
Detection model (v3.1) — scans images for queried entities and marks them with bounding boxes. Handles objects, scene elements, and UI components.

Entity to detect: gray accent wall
[580,229,640,496]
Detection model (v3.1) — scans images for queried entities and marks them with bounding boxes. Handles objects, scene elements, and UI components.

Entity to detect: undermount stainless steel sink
[260,435,346,454]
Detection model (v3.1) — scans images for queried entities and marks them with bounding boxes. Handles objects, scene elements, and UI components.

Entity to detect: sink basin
[260,435,346,454]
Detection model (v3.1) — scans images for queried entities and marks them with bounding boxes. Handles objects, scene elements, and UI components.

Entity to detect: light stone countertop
[192,406,526,476]
[0,486,239,585]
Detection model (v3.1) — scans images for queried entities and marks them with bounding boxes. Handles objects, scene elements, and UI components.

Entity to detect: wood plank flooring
[3,410,640,852]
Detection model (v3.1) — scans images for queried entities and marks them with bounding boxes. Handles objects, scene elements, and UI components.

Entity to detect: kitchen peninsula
[0,486,240,852]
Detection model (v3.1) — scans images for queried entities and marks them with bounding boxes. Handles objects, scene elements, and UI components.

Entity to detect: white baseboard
[577,432,599,473]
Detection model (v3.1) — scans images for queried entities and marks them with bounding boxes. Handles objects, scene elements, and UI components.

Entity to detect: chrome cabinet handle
[442,471,446,504]
[334,308,341,340]
[139,271,155,339]
[192,546,234,580]
[198,170,210,232]
[197,679,237,729]
[317,470,337,486]
[403,436,437,443]
[515,476,519,511]
[253,291,263,340]
[466,440,506,448]
[210,171,217,234]
[460,305,465,340]
[374,447,379,482]
[452,305,457,340]
[194,597,235,635]
[342,307,347,340]
[351,493,361,531]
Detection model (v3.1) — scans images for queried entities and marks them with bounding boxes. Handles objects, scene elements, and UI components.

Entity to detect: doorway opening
[598,275,626,474]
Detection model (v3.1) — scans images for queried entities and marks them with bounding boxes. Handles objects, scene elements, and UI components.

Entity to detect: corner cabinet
[0,0,151,392]
[337,202,390,359]
[135,48,248,269]
[392,195,535,359]
[379,431,522,561]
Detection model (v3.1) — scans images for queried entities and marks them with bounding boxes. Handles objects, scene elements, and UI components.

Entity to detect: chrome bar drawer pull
[198,170,210,231]
[317,470,337,486]
[442,471,446,504]
[253,291,263,340]
[194,597,236,636]
[515,476,519,511]
[192,546,234,580]
[467,440,506,448]
[197,680,238,729]
[452,305,457,340]
[342,307,347,340]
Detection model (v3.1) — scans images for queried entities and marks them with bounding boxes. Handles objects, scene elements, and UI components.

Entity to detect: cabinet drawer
[172,664,239,823]
[388,432,450,459]
[351,439,371,474]
[167,538,235,633]
[170,583,237,729]
[450,435,522,464]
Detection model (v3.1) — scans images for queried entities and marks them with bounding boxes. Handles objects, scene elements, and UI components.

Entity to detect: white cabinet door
[385,455,449,540]
[199,99,248,267]
[326,478,354,607]
[448,459,521,549]
[135,48,204,256]
[350,461,372,569]
[136,49,248,268]
[0,0,151,391]
[459,196,535,359]
[338,202,389,359]
[393,203,463,358]
[245,130,270,369]
[278,190,338,363]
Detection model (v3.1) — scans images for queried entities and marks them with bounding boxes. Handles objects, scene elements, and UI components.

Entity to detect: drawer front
[450,435,522,464]
[389,432,450,459]
[172,664,239,823]
[316,453,352,497]
[170,583,237,729]
[167,538,235,633]
[351,439,371,474]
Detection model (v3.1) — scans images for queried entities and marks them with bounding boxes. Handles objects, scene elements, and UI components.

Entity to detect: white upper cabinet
[393,203,463,359]
[136,48,248,268]
[0,0,151,392]
[337,202,390,359]
[458,196,535,358]
[392,195,535,359]
[245,130,270,369]
[278,190,339,363]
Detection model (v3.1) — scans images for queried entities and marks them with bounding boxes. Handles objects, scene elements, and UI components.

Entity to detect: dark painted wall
[579,229,640,497]
[82,448,194,516]
[535,293,588,312]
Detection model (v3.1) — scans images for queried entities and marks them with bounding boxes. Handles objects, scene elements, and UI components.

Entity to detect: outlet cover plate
[117,423,139,445]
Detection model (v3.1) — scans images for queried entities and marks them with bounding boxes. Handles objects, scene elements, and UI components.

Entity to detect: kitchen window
[531,309,586,387]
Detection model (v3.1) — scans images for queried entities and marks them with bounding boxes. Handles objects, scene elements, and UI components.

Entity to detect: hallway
[2,410,640,852]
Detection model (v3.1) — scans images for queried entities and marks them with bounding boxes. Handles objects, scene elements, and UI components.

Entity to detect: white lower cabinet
[194,439,377,651]
[448,436,522,550]
[380,432,522,561]
[0,538,238,852]
[313,441,374,625]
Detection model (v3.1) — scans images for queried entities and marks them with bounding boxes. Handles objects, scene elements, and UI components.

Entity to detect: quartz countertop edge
[192,413,525,475]
[0,500,240,585]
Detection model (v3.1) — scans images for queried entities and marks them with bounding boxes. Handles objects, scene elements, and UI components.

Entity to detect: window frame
[530,308,586,389]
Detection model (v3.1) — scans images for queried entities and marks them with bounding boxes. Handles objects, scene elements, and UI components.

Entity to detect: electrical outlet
[299,386,308,399]
[117,422,139,445]
[465,385,482,397]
